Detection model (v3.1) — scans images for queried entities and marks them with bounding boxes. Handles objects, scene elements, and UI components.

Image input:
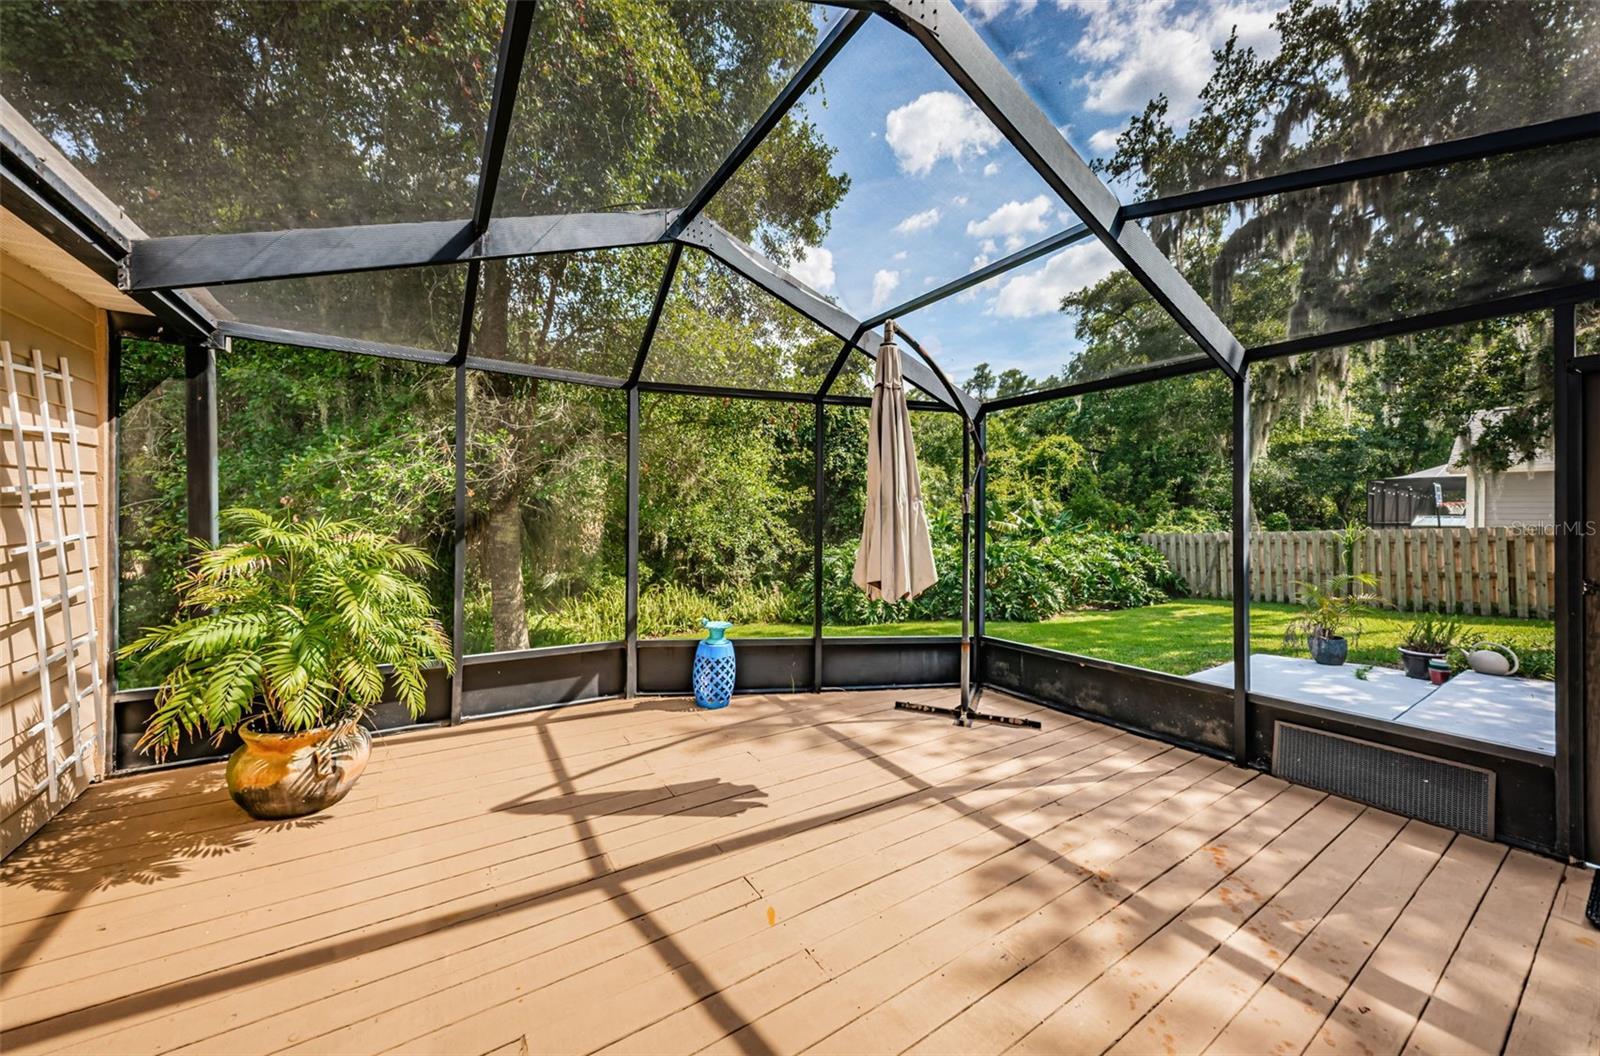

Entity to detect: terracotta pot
[226,723,371,820]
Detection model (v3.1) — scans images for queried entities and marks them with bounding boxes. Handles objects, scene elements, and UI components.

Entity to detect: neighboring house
[1368,412,1554,530]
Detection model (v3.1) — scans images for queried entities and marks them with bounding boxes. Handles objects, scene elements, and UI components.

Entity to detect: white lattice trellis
[2,340,102,802]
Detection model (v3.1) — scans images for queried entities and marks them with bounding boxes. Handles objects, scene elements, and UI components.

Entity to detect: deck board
[0,688,1590,1056]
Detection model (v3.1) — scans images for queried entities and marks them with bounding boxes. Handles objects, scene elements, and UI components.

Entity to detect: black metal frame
[8,0,1590,858]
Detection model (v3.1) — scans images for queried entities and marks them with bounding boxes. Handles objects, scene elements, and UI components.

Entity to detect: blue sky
[780,0,1288,388]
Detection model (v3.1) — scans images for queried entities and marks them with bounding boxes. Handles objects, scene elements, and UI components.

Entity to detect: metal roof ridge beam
[472,0,538,234]
[864,222,1091,327]
[878,0,1244,380]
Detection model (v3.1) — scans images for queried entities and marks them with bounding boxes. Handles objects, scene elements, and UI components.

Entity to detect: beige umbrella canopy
[853,322,937,602]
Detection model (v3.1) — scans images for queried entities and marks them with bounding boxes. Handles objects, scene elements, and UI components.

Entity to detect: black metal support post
[184,339,218,547]
[1553,303,1584,859]
[1231,371,1252,763]
[974,414,988,660]
[813,398,826,692]
[626,386,641,698]
[451,364,468,724]
[447,260,481,725]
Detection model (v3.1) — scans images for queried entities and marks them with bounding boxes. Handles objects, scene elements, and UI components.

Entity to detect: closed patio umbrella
[853,321,937,603]
[866,320,1041,732]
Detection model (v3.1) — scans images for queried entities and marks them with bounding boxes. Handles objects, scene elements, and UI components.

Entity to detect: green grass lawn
[735,599,1554,678]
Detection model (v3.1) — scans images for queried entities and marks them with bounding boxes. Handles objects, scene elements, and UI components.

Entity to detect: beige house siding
[1465,465,1555,529]
[1,248,113,859]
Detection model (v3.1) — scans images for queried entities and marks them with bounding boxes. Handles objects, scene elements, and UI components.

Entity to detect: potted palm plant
[1282,574,1382,666]
[121,508,454,819]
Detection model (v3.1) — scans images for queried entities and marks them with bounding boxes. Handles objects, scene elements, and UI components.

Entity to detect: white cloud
[894,207,942,234]
[1088,126,1123,154]
[971,253,992,271]
[982,161,1001,177]
[892,250,909,262]
[1062,0,1288,127]
[951,195,969,207]
[871,269,903,310]
[788,245,835,292]
[965,0,1039,21]
[981,239,999,255]
[966,195,1053,251]
[923,276,938,287]
[885,91,1003,176]
[989,241,1119,318]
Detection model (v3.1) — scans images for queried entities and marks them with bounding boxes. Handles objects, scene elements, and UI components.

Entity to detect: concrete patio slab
[1190,654,1435,721]
[1397,670,1556,755]
[1191,655,1556,756]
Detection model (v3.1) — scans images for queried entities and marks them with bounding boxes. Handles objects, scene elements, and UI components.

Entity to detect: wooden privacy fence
[1139,527,1558,619]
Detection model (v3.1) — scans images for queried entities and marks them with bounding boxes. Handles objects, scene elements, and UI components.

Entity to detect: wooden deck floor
[2,688,1595,1056]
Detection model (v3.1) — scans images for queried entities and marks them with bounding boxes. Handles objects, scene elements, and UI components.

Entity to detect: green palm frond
[122,507,455,761]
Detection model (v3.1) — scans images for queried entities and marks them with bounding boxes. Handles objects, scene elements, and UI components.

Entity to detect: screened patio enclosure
[2,0,1597,864]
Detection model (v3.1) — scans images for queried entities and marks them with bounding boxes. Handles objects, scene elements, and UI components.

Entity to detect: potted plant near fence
[1282,574,1382,667]
[1397,613,1469,680]
[120,508,455,819]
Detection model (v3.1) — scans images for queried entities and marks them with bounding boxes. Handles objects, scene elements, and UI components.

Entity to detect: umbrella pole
[894,418,1040,731]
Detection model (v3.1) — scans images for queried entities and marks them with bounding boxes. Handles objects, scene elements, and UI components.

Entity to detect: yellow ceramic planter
[225,723,372,820]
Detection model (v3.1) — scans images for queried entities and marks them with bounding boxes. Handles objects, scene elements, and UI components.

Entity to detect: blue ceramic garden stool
[693,619,736,710]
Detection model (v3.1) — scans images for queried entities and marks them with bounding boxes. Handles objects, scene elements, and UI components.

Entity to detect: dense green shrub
[811,517,1176,625]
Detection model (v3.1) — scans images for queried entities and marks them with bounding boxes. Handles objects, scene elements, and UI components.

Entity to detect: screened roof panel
[642,247,841,392]
[1153,139,1600,345]
[0,1,492,237]
[959,0,1600,201]
[189,265,470,355]
[491,2,841,219]
[706,13,1070,321]
[894,238,1209,398]
[468,246,671,378]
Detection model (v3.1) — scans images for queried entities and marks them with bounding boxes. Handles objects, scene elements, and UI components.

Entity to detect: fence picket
[1138,525,1555,618]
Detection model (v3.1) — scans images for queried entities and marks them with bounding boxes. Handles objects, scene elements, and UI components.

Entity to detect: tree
[966,363,996,400]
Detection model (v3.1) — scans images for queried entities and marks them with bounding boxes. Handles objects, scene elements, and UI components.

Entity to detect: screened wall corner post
[812,397,825,693]
[450,363,468,725]
[1552,302,1584,859]
[1231,371,1251,763]
[626,385,641,699]
[973,414,988,656]
[184,338,218,547]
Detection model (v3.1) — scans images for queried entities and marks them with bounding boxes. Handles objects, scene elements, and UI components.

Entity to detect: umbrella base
[893,694,1042,730]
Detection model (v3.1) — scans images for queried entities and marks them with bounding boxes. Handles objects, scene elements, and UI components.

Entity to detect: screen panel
[189,265,471,357]
[1243,317,1558,752]
[641,248,841,392]
[216,340,455,622]
[638,393,813,639]
[707,13,1070,323]
[898,237,1212,398]
[112,340,188,689]
[1152,141,1600,345]
[959,0,1600,200]
[0,0,491,236]
[492,2,840,218]
[468,247,670,378]
[983,373,1233,682]
[464,373,626,653]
